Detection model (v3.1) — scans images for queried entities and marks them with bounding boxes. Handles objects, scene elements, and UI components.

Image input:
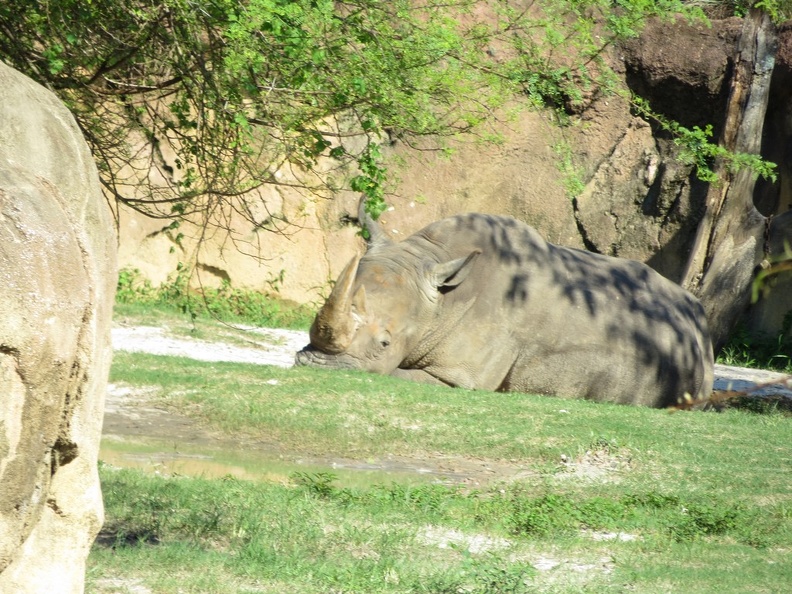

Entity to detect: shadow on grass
[94,528,161,548]
[714,393,792,415]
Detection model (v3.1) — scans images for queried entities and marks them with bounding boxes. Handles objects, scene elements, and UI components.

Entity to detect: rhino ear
[430,250,480,288]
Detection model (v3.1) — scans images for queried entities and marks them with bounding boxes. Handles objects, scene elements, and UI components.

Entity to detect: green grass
[91,467,540,593]
[90,462,791,594]
[115,267,316,330]
[717,323,792,373]
[109,352,792,491]
[91,350,792,593]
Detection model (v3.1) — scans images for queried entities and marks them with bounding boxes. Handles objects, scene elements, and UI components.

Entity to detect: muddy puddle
[99,436,454,489]
[101,381,524,488]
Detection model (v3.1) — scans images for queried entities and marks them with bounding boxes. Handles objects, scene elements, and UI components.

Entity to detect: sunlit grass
[110,352,792,497]
[91,349,792,593]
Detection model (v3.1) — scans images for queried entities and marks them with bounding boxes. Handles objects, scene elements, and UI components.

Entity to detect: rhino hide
[296,205,714,408]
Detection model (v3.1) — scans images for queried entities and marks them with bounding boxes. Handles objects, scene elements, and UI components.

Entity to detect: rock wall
[117,183,361,306]
[0,61,117,592]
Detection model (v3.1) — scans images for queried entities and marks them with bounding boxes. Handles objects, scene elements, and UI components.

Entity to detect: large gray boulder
[0,61,117,592]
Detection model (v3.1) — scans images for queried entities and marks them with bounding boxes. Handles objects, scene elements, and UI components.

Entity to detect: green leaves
[0,0,777,224]
[43,43,66,74]
[755,0,792,23]
[351,144,387,219]
[631,95,778,183]
[0,0,509,218]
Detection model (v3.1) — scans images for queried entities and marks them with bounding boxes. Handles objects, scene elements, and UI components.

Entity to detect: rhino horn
[310,253,364,353]
[358,195,391,249]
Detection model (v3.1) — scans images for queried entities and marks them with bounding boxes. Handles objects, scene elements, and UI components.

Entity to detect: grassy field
[87,305,792,593]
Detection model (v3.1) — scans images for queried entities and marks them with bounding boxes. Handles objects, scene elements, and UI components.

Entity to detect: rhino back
[401,214,712,407]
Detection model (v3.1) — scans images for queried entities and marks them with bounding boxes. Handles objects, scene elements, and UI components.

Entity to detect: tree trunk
[681,9,778,353]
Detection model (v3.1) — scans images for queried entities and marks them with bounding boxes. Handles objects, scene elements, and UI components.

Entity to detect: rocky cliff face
[116,16,791,341]
[0,61,117,593]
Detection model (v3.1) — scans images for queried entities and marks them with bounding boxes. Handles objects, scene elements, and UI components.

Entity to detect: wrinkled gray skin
[296,203,714,407]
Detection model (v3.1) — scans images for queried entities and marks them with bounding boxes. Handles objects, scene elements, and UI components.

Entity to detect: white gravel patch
[417,525,510,554]
[112,325,308,367]
[713,363,792,398]
[532,555,614,574]
[111,326,791,400]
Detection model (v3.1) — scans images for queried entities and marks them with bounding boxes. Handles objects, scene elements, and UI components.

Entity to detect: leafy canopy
[0,0,758,225]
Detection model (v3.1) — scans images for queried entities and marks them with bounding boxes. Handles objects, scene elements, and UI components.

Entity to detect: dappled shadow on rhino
[296,201,714,407]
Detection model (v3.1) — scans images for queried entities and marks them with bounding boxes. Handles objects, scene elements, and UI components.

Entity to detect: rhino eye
[380,339,391,348]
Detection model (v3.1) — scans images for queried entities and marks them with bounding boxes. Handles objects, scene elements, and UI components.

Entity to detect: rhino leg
[390,368,453,387]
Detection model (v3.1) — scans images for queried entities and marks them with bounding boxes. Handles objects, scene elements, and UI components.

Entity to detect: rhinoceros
[295,202,714,407]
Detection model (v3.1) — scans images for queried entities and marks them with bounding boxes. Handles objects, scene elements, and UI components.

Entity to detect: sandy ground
[110,325,308,367]
[712,363,792,397]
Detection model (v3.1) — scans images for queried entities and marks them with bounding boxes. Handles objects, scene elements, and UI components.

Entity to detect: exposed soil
[105,325,792,486]
[105,325,544,486]
[102,385,538,488]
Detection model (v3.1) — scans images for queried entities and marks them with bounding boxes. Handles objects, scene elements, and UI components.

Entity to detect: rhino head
[295,200,478,374]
